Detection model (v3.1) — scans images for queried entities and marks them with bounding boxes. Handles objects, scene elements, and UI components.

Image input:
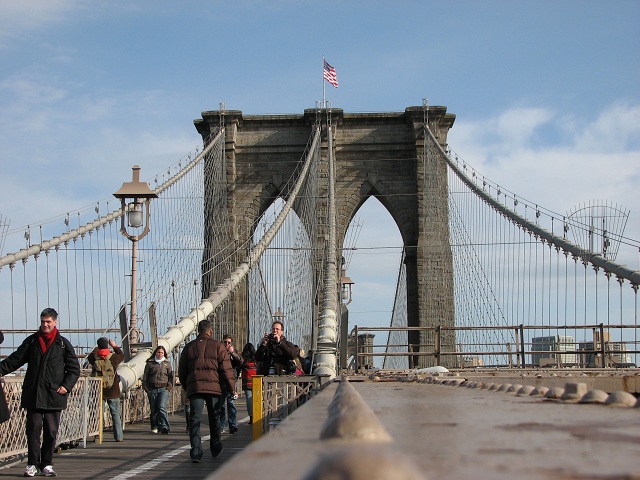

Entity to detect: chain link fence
[0,374,185,465]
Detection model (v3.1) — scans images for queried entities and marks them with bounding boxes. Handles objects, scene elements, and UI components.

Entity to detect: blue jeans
[219,392,237,428]
[244,389,253,420]
[104,398,123,441]
[147,387,170,432]
[188,394,223,461]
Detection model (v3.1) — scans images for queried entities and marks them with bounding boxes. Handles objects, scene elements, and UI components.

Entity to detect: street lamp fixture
[340,269,354,305]
[113,165,157,347]
[272,306,285,323]
[339,267,355,370]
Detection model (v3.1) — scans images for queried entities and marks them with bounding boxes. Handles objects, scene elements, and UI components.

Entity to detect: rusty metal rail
[353,323,639,370]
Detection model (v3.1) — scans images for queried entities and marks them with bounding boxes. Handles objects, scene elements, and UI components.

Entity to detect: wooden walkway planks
[0,402,252,480]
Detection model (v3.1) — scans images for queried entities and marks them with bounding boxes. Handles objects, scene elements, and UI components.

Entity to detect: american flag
[323,60,339,88]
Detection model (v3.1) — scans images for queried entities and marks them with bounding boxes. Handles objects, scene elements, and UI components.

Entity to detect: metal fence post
[599,323,606,368]
[252,375,263,440]
[519,324,526,368]
[435,325,441,366]
[82,378,88,448]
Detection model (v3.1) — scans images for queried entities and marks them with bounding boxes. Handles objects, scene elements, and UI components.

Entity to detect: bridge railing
[251,374,332,439]
[353,324,639,372]
[0,376,101,463]
[0,373,186,464]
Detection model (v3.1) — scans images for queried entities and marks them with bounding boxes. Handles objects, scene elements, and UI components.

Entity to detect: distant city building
[578,339,632,368]
[462,356,483,368]
[354,333,375,370]
[531,335,576,367]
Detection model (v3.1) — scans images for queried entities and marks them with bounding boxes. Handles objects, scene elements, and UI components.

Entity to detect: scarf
[96,348,111,359]
[154,356,164,364]
[37,327,58,353]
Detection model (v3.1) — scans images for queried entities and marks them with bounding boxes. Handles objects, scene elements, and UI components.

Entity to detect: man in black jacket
[0,308,80,477]
[256,320,299,375]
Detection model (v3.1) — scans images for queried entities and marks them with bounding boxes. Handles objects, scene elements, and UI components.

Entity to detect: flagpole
[322,56,326,108]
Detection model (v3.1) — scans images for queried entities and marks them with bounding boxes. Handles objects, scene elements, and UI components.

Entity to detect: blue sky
[1,0,639,338]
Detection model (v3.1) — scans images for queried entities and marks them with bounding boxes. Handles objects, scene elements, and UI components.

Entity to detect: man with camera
[255,320,299,375]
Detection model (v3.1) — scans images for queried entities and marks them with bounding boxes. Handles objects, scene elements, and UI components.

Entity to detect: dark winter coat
[142,358,174,392]
[255,335,299,375]
[0,332,80,411]
[178,334,235,399]
[87,346,125,399]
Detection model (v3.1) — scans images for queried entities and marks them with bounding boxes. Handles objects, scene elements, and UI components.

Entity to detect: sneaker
[42,465,57,477]
[229,425,238,434]
[23,465,38,477]
[161,427,169,434]
[151,427,158,433]
[191,457,201,463]
[211,441,224,458]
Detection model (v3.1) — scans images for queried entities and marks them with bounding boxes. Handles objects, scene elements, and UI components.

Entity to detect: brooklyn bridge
[1,103,638,479]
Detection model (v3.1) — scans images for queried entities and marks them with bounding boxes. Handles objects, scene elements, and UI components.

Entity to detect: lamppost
[340,268,354,305]
[272,306,285,325]
[339,264,354,370]
[113,165,157,347]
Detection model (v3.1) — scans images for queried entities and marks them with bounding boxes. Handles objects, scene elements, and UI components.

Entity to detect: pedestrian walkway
[0,402,251,480]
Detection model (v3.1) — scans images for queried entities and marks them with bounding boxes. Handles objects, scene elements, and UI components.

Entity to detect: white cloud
[494,107,554,148]
[449,103,640,230]
[574,102,640,153]
[0,0,80,47]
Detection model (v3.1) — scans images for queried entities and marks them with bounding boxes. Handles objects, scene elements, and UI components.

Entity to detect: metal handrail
[353,324,639,371]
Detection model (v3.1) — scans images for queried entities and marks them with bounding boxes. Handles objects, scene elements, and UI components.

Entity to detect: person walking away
[0,308,80,477]
[142,345,173,434]
[219,334,242,434]
[178,320,236,463]
[240,343,257,423]
[88,337,125,442]
[255,320,299,375]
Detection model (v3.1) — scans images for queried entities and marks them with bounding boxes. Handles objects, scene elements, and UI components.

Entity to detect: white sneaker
[151,427,158,433]
[23,465,38,477]
[42,465,57,477]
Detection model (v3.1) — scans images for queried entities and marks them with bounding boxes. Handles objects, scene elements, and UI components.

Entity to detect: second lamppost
[113,165,157,348]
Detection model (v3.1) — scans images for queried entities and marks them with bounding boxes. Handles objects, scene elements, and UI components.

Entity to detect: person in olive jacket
[0,308,80,478]
[88,337,125,442]
[178,319,235,463]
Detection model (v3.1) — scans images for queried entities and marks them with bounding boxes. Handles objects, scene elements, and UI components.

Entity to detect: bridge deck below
[210,379,640,480]
[2,380,639,480]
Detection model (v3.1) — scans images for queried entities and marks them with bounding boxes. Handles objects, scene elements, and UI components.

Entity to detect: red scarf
[96,348,111,359]
[37,327,58,353]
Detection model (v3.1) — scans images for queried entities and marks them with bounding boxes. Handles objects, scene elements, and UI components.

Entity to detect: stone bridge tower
[195,106,456,368]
